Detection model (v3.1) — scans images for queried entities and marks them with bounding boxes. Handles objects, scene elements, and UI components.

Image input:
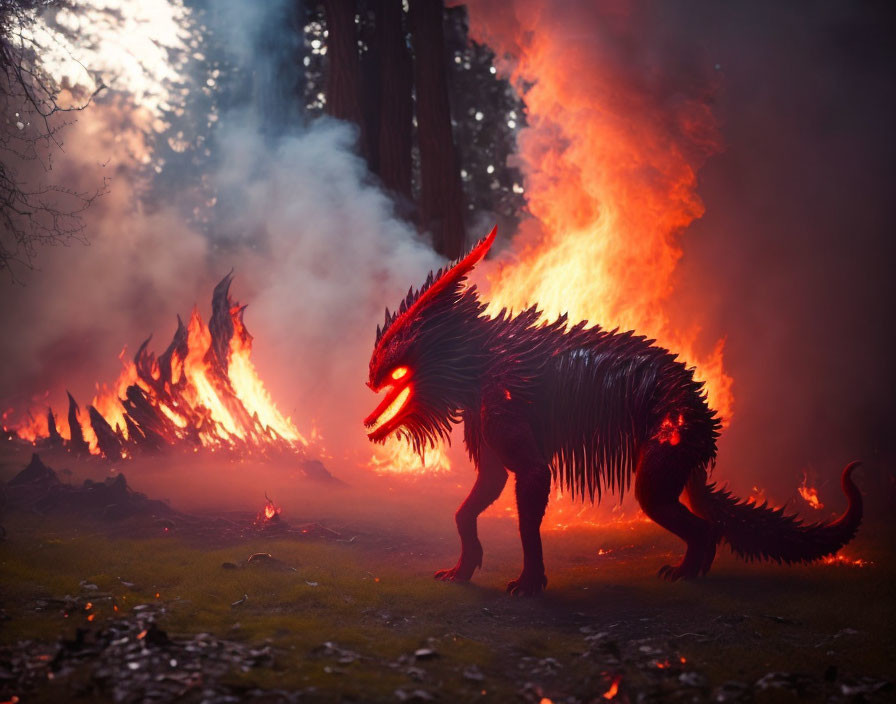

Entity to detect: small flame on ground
[823,554,871,568]
[798,472,824,510]
[602,675,622,700]
[255,494,282,525]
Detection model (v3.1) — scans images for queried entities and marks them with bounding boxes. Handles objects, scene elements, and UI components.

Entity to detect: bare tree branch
[0,0,106,280]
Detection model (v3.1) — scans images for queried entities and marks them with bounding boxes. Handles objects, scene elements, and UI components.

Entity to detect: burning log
[157,315,188,387]
[121,385,175,451]
[87,405,122,459]
[7,274,317,463]
[46,408,63,447]
[66,392,89,456]
[206,272,238,379]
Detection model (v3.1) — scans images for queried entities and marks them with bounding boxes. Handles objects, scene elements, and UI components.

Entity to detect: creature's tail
[686,462,863,563]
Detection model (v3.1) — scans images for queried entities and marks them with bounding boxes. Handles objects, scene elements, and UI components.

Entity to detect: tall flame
[4,277,309,457]
[471,2,733,422]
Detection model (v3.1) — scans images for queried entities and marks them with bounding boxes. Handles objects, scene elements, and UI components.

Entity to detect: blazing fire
[466,5,732,423]
[3,274,308,459]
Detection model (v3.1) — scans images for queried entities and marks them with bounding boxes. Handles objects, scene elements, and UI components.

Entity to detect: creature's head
[364,227,497,451]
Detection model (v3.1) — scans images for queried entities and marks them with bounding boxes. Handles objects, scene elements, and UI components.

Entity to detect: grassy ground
[0,444,893,702]
[1,506,893,703]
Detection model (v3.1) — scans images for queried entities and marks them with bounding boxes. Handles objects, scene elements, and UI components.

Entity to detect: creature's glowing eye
[390,366,409,381]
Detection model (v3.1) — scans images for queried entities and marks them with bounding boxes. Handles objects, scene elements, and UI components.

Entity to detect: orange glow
[823,554,871,568]
[798,472,824,510]
[370,436,451,476]
[602,676,622,700]
[747,486,767,506]
[390,366,409,381]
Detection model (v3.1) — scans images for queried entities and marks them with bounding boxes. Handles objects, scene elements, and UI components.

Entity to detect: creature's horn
[402,225,496,314]
[374,226,497,351]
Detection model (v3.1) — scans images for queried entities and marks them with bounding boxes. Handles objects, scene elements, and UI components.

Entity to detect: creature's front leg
[481,395,551,595]
[434,445,507,583]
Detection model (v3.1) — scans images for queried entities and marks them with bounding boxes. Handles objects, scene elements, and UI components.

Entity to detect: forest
[1,0,894,702]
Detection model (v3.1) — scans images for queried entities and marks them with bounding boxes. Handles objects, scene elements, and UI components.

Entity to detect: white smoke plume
[0,1,442,479]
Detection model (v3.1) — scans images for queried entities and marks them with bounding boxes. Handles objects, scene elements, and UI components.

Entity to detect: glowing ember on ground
[3,275,311,459]
[798,472,824,510]
[823,554,871,568]
[602,675,622,699]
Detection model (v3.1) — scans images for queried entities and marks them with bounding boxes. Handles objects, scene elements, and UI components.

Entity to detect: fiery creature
[365,228,862,595]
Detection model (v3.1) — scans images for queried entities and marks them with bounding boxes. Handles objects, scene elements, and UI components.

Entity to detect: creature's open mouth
[364,384,411,441]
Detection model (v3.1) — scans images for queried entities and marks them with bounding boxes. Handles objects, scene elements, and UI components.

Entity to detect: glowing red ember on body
[654,413,685,445]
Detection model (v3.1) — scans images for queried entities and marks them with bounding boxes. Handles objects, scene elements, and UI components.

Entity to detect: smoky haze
[0,0,893,519]
[668,1,896,508]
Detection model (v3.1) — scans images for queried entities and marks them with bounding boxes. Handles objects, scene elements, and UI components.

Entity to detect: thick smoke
[0,0,441,479]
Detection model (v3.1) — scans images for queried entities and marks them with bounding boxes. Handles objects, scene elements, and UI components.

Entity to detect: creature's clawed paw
[659,531,718,582]
[506,572,547,596]
[434,561,476,583]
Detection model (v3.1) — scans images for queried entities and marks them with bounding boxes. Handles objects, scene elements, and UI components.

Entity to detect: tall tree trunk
[323,0,368,157]
[374,0,413,200]
[409,0,466,259]
[359,1,382,174]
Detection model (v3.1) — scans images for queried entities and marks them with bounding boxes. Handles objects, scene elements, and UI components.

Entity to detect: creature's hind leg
[435,444,508,583]
[635,441,717,581]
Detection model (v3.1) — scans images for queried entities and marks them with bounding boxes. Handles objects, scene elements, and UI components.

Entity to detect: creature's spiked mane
[374,226,496,350]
